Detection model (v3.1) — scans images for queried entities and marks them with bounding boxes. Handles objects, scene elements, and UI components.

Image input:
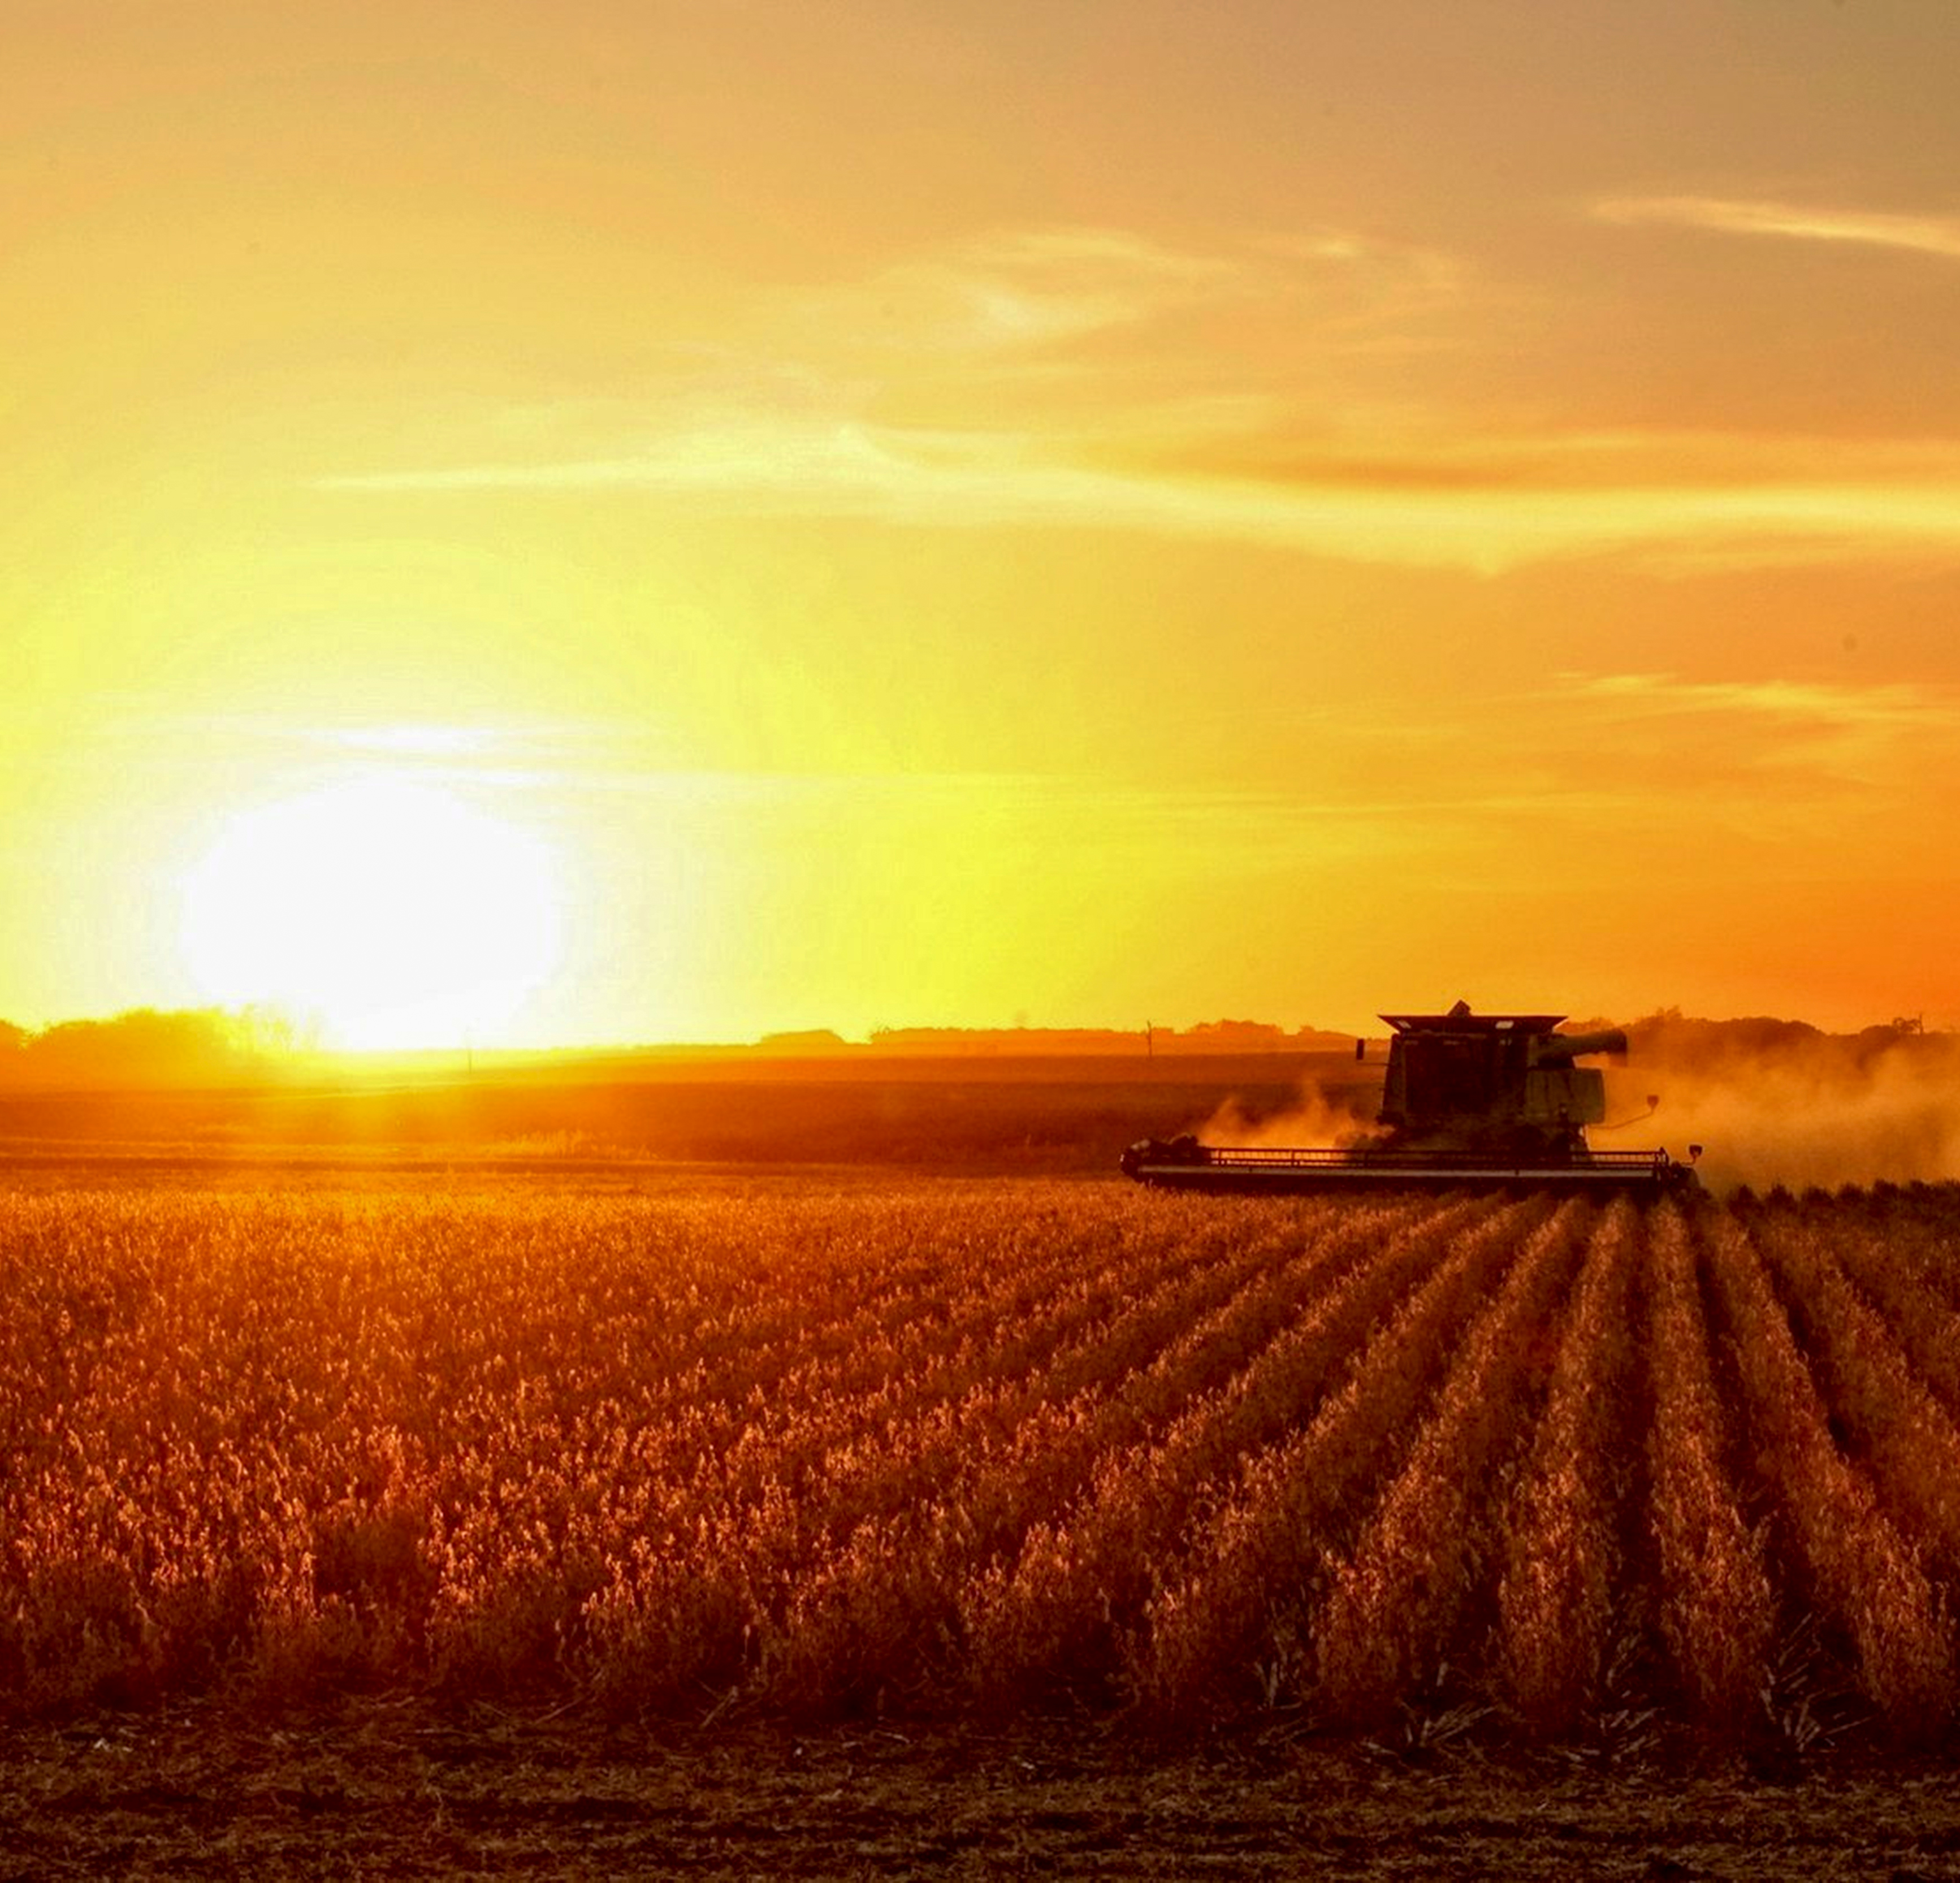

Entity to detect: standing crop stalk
[1643,1201,1773,1744]
[1494,1196,1641,1737]
[1703,1207,1954,1741]
[964,1194,1483,1703]
[1131,1194,1548,1725]
[755,1202,1330,1708]
[1313,1197,1589,1729]
[1830,1214,1960,1427]
[1749,1198,1960,1579]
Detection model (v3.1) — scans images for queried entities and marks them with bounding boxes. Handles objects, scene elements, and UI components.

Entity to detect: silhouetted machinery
[1122,1001,1701,1193]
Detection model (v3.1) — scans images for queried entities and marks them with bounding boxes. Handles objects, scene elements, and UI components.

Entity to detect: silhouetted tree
[0,1007,301,1089]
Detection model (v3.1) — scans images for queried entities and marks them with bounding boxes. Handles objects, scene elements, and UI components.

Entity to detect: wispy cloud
[812,226,1245,354]
[1594,195,1960,262]
[1256,670,1960,866]
[318,415,1960,574]
[1557,672,1960,732]
[776,222,1465,363]
[310,217,1960,575]
[1543,672,1960,812]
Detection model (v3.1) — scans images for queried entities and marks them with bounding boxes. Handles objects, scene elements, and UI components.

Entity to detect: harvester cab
[1375,1002,1623,1158]
[1122,999,1699,1193]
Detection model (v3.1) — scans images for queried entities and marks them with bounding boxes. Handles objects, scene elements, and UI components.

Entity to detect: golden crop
[6,1175,1960,1753]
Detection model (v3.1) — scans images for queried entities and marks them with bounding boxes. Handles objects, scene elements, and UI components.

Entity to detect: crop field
[7,1170,1960,1777]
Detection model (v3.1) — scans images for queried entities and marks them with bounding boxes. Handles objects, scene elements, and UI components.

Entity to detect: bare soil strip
[6,1705,1960,1881]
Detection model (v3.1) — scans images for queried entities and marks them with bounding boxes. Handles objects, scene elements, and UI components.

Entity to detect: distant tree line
[1618,1008,1953,1073]
[0,1007,305,1089]
[860,1020,1357,1056]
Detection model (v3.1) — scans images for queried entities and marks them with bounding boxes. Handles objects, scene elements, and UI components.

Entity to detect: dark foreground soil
[5,1704,1960,1880]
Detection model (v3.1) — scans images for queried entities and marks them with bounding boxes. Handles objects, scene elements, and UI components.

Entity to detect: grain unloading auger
[1122,1002,1701,1194]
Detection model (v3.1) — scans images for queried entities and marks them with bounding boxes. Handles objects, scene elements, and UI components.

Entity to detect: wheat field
[6,1174,1959,1755]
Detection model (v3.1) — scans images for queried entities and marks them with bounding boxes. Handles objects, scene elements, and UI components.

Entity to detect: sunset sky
[10,1,1960,1047]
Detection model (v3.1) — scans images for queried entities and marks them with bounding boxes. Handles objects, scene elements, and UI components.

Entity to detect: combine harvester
[1122,1001,1701,1194]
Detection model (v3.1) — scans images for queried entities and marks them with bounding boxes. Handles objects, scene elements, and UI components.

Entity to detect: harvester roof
[1379,1008,1568,1036]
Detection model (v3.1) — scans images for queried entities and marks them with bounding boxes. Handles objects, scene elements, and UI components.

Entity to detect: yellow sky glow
[10,2,1960,1044]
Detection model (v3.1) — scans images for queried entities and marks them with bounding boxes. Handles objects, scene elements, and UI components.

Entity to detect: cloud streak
[318,416,1960,574]
[1556,672,1960,734]
[806,226,1248,355]
[1535,672,1960,836]
[1595,194,1960,263]
[785,222,1466,363]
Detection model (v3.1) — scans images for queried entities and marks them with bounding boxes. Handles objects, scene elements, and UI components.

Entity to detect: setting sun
[176,775,564,1050]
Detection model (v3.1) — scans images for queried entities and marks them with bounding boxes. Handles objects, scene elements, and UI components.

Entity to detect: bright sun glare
[178,775,565,1050]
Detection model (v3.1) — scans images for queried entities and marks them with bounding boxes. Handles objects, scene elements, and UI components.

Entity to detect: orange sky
[9,2,1960,1046]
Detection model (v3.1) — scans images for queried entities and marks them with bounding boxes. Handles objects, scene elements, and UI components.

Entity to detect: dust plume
[1198,1081,1379,1150]
[1602,1014,1960,1194]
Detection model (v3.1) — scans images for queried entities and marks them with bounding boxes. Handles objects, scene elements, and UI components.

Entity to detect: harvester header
[1123,999,1699,1194]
